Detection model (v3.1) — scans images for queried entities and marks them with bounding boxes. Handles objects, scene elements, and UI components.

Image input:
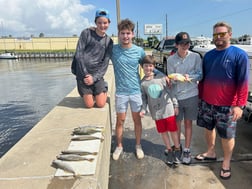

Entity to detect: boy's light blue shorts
[115,94,142,113]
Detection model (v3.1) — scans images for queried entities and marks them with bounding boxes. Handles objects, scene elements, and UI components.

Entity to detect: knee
[95,97,107,108]
[85,103,95,108]
[84,99,95,108]
[95,101,106,108]
[117,118,125,125]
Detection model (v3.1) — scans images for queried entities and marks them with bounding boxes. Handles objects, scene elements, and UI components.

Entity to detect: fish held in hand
[168,73,192,82]
[57,154,94,162]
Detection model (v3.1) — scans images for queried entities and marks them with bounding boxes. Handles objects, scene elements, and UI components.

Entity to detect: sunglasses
[213,32,228,38]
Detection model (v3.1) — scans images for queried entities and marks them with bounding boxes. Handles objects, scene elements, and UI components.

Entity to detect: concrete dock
[0,64,115,189]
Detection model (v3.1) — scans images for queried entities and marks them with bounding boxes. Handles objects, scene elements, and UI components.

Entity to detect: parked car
[152,38,176,74]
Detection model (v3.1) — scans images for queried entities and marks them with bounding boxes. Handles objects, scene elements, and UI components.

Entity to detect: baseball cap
[95,9,110,21]
[175,32,191,44]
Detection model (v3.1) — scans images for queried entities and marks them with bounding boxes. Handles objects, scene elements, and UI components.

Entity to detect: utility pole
[136,21,139,44]
[116,0,121,25]
[165,14,168,38]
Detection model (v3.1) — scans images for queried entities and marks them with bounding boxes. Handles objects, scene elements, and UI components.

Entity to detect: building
[0,36,118,51]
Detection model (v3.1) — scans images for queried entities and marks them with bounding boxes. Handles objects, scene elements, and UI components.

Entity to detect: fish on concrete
[61,150,98,156]
[168,73,192,82]
[71,135,104,141]
[56,154,94,162]
[51,160,76,175]
[73,125,104,135]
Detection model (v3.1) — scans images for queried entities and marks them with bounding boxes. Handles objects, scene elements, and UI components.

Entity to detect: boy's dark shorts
[197,100,236,139]
[77,78,108,97]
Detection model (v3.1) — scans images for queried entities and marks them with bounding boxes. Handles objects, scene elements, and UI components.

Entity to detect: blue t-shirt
[111,44,146,95]
[200,45,249,106]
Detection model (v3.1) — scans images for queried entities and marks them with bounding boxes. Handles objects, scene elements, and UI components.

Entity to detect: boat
[0,52,18,59]
[192,35,252,59]
[237,35,252,45]
[193,43,252,59]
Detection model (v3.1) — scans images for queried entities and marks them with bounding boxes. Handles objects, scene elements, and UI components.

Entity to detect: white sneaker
[182,150,191,165]
[112,147,123,160]
[135,145,144,159]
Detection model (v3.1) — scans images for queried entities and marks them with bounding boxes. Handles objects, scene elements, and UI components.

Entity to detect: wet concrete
[109,110,252,189]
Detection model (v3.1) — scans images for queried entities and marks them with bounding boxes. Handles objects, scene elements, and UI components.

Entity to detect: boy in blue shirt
[111,19,145,160]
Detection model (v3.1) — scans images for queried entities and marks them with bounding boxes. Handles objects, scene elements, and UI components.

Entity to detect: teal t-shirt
[111,44,146,95]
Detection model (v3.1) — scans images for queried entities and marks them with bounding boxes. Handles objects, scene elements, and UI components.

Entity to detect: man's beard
[215,40,228,49]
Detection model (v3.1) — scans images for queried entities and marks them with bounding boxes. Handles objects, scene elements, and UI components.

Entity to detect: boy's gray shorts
[176,95,198,121]
[77,78,108,97]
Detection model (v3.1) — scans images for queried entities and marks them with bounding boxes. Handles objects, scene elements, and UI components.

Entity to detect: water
[0,58,76,157]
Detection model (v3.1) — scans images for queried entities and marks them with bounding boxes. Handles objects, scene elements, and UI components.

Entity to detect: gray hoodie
[75,28,113,82]
[167,51,202,100]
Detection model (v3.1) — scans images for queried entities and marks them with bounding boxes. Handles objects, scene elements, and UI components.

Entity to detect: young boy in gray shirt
[140,55,181,165]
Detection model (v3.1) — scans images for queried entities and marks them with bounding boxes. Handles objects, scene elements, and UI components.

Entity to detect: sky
[0,0,251,39]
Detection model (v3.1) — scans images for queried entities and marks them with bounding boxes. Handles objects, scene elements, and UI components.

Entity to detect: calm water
[0,58,76,157]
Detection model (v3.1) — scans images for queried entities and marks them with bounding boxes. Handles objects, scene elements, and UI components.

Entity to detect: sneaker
[165,150,174,165]
[173,149,182,164]
[112,147,123,160]
[165,144,182,158]
[182,150,192,165]
[135,145,144,159]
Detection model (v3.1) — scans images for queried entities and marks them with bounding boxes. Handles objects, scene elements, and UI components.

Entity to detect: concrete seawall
[0,64,115,189]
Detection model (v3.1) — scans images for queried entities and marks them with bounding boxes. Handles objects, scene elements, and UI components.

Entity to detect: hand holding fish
[168,73,192,82]
[184,74,191,82]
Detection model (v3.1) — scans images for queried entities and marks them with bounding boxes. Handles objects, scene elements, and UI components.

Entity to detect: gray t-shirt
[140,73,178,120]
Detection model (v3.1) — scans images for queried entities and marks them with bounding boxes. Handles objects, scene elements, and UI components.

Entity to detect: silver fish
[61,150,98,156]
[73,125,103,135]
[51,160,76,175]
[57,154,94,162]
[77,125,103,130]
[71,135,104,141]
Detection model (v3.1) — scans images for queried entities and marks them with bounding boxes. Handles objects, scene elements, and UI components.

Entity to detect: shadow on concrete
[57,96,84,109]
[109,118,252,189]
[57,96,112,110]
[47,177,81,189]
[110,127,170,165]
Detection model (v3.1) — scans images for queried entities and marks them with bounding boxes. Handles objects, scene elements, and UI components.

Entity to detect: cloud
[0,0,95,37]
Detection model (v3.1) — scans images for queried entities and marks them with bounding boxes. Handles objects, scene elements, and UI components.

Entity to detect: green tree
[147,36,159,47]
[39,33,45,37]
[133,37,144,46]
